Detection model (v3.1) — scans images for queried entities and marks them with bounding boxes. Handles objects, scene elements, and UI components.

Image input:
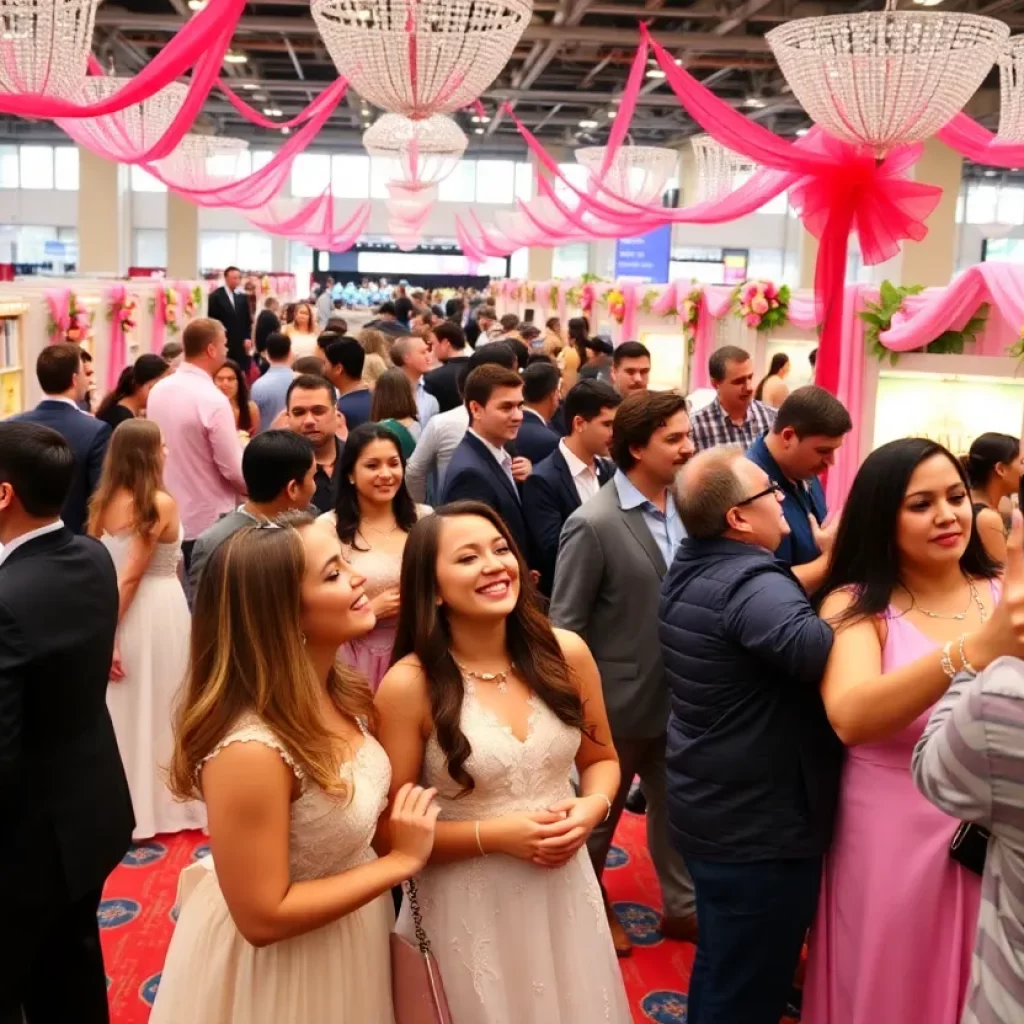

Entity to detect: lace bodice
[102,526,183,578]
[202,714,391,882]
[422,680,580,822]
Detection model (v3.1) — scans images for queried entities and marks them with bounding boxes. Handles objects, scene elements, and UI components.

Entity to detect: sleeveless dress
[150,714,396,1024]
[395,676,632,1024]
[102,526,206,839]
[803,594,992,1024]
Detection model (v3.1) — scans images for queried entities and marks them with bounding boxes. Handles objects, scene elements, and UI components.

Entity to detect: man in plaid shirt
[690,345,777,452]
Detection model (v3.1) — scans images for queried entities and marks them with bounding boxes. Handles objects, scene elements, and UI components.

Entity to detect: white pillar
[166,191,199,279]
[77,147,129,275]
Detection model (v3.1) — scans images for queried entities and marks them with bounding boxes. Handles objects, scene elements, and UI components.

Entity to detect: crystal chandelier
[363,113,466,188]
[311,0,532,118]
[157,135,249,189]
[766,1,1008,157]
[575,145,678,207]
[0,0,102,97]
[689,134,754,202]
[998,36,1024,143]
[57,78,189,161]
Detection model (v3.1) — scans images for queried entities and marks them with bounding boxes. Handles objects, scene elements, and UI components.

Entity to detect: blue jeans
[683,855,822,1024]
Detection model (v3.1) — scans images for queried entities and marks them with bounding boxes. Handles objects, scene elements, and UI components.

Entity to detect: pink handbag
[390,877,453,1024]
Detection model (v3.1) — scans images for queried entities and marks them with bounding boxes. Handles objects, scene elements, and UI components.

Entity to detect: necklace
[452,657,512,694]
[912,579,987,623]
[362,519,399,537]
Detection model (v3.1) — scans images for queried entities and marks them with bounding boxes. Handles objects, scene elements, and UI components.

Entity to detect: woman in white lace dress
[150,516,440,1024]
[88,418,205,839]
[318,422,430,691]
[376,501,632,1024]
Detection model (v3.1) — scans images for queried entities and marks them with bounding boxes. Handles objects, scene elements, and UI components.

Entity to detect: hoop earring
[301,633,307,646]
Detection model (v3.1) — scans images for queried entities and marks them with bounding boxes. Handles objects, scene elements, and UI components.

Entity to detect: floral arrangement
[48,291,92,343]
[185,284,203,318]
[261,274,271,296]
[681,287,700,342]
[861,280,989,363]
[733,280,789,332]
[525,283,536,303]
[604,287,626,325]
[580,282,598,316]
[563,283,580,308]
[105,294,137,335]
[149,286,181,336]
[640,288,661,314]
[1012,325,1024,361]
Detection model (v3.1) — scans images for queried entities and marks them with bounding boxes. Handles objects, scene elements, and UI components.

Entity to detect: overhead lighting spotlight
[471,115,481,123]
[578,119,598,129]
[606,110,616,119]
[253,92,268,101]
[911,0,944,5]
[281,127,291,135]
[224,50,248,64]
[361,107,370,116]
[796,127,809,136]
[984,169,998,177]
[474,127,485,134]
[241,83,258,91]
[187,0,206,10]
[744,96,766,108]
[480,116,491,123]
[263,107,283,117]
[355,7,371,18]
[645,68,666,80]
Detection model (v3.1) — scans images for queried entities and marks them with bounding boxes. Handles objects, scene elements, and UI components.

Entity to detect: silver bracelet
[596,793,612,822]
[940,641,957,680]
[958,634,978,676]
[474,819,486,856]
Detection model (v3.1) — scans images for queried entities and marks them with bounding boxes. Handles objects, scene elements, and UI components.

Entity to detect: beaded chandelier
[575,145,678,207]
[766,0,1008,157]
[0,0,102,97]
[58,78,188,160]
[311,0,532,118]
[156,135,249,189]
[362,113,466,188]
[689,134,754,202]
[998,36,1024,143]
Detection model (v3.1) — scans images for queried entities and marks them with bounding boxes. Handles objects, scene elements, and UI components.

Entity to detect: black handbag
[949,821,990,876]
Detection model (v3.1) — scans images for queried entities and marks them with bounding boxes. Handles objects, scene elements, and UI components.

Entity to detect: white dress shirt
[469,428,517,494]
[559,438,600,505]
[0,518,64,567]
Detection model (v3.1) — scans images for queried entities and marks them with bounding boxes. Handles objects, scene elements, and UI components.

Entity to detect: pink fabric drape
[938,114,1024,169]
[150,285,170,355]
[44,288,72,343]
[247,196,371,250]
[690,287,735,390]
[105,284,129,390]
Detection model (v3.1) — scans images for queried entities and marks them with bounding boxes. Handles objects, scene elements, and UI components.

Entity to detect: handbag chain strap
[405,876,432,956]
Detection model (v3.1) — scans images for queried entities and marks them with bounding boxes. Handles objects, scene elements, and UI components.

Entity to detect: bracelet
[940,641,957,680]
[595,793,612,823]
[958,634,978,676]
[474,819,486,856]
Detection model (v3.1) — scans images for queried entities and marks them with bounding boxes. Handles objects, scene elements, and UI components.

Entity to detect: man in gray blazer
[550,390,697,957]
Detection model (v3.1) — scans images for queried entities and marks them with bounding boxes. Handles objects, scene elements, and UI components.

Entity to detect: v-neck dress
[393,675,632,1024]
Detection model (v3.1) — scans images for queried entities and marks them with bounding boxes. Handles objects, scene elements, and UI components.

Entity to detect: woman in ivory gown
[88,418,205,839]
[151,516,440,1024]
[376,501,632,1024]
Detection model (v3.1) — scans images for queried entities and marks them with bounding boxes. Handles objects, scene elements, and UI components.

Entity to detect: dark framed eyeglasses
[734,481,783,508]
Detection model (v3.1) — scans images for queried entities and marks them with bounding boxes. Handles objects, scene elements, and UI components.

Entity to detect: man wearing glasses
[745,385,852,593]
[659,447,839,1024]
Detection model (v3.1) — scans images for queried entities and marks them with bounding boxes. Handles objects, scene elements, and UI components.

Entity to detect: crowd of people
[4,266,1024,1024]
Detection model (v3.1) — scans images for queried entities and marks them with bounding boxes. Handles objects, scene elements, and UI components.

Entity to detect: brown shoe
[604,898,633,957]
[660,913,699,945]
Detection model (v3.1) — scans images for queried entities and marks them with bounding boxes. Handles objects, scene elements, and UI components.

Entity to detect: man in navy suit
[10,343,110,534]
[516,361,561,465]
[440,364,533,562]
[206,265,252,371]
[523,379,620,595]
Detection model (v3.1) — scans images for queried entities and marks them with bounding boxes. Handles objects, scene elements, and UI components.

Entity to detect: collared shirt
[311,436,344,514]
[414,377,439,432]
[406,405,469,503]
[0,518,64,568]
[523,407,547,425]
[146,362,246,540]
[250,364,294,433]
[746,432,827,568]
[337,388,373,431]
[46,395,87,413]
[613,469,685,567]
[469,428,518,496]
[691,396,777,453]
[559,438,600,505]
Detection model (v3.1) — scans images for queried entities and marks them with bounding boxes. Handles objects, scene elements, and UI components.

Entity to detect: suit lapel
[466,433,520,507]
[620,504,668,579]
[553,449,581,512]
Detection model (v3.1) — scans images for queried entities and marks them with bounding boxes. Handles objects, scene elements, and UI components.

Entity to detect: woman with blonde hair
[151,516,440,1024]
[358,327,392,367]
[88,418,205,839]
[363,351,389,390]
[284,301,319,360]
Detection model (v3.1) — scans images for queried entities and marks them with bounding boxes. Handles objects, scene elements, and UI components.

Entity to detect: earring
[301,633,307,645]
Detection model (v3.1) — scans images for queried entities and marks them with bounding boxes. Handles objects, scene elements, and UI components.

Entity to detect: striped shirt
[912,656,1024,1024]
[690,396,777,453]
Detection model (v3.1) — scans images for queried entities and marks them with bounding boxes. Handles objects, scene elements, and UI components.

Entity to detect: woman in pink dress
[806,438,1024,1024]
[318,422,429,691]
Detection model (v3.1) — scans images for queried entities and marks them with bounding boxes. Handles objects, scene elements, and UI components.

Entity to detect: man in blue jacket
[660,447,840,1024]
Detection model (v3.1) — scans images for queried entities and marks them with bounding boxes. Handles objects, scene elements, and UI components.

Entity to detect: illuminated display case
[639,329,688,392]
[0,300,27,418]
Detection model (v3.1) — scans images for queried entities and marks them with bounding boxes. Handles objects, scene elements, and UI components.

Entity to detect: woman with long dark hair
[375,501,630,1023]
[754,351,790,408]
[558,315,590,388]
[962,431,1022,564]
[318,423,429,691]
[152,517,439,1024]
[214,358,260,439]
[95,353,170,430]
[805,438,1024,1024]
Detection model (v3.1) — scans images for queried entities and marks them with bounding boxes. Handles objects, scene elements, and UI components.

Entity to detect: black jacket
[0,528,134,905]
[11,401,110,534]
[522,447,612,595]
[424,356,472,414]
[441,432,531,563]
[660,537,841,861]
[515,411,560,465]
[208,285,252,368]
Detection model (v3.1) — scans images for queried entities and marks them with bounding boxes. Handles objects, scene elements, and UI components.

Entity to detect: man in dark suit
[206,265,252,370]
[424,321,472,413]
[516,361,562,465]
[0,422,134,1024]
[522,379,620,595]
[11,343,110,534]
[440,364,532,561]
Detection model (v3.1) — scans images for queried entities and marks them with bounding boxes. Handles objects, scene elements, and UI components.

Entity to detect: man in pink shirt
[146,318,246,574]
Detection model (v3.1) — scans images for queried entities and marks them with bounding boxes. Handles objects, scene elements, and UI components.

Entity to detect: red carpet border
[98,811,801,1023]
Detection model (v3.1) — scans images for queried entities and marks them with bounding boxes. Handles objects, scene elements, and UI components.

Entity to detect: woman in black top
[961,431,1022,564]
[96,353,171,430]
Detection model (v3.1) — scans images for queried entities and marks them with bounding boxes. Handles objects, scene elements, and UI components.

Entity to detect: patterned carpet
[98,810,802,1023]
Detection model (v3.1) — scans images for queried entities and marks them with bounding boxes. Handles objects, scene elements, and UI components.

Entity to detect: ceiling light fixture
[241,83,258,91]
[263,107,283,117]
[361,107,370,116]
[470,115,480,123]
[223,50,248,64]
[606,110,616,119]
[911,0,944,5]
[187,0,206,10]
[645,68,665,80]
[480,115,491,123]
[744,96,766,109]
[796,127,809,136]
[579,119,598,129]
[474,127,484,134]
